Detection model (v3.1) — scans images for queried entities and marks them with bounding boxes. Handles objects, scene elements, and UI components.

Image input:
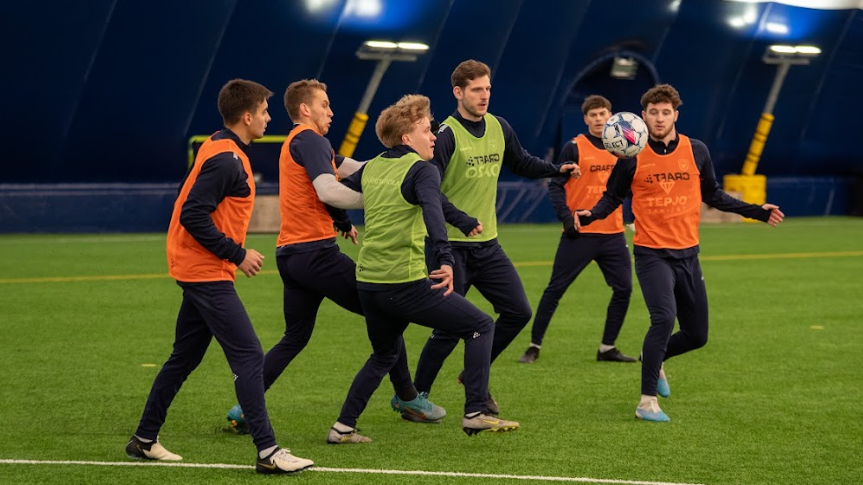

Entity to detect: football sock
[134,435,153,444]
[397,386,419,401]
[639,395,658,407]
[599,344,615,353]
[333,421,354,433]
[529,343,541,349]
[464,411,481,419]
[258,445,277,459]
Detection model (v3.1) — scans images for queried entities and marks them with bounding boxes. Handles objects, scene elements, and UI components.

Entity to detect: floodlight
[338,39,430,157]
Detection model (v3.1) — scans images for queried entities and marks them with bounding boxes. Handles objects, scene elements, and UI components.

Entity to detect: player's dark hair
[582,95,612,115]
[641,84,682,110]
[451,60,491,89]
[218,79,273,125]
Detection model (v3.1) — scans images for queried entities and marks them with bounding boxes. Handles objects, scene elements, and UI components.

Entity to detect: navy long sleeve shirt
[342,145,454,269]
[431,111,563,241]
[289,127,352,231]
[178,128,252,266]
[547,133,607,225]
[580,134,770,258]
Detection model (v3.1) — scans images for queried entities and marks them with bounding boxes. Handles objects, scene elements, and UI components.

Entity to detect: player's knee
[690,331,708,350]
[281,333,311,351]
[542,283,568,300]
[177,353,207,376]
[282,325,314,347]
[505,304,533,328]
[371,350,400,368]
[168,346,208,369]
[231,348,264,377]
[649,312,676,328]
[475,314,495,335]
[612,286,632,300]
[246,348,265,368]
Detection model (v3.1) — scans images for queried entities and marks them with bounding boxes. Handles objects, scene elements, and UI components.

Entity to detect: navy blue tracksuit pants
[413,240,531,395]
[135,281,276,452]
[635,248,709,396]
[264,243,413,394]
[530,232,632,347]
[337,279,495,427]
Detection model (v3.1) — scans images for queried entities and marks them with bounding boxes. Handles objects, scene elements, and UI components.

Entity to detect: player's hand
[560,163,581,178]
[238,249,264,278]
[763,204,784,227]
[574,210,591,230]
[341,225,359,245]
[468,221,483,237]
[429,264,454,296]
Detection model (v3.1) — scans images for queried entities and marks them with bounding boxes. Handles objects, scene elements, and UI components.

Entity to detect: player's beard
[649,125,671,140]
[463,101,486,119]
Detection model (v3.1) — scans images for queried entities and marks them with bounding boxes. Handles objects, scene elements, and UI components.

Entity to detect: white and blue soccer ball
[602,112,648,158]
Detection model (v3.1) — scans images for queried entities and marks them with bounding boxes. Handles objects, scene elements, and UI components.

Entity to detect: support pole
[741,61,790,176]
[338,57,392,157]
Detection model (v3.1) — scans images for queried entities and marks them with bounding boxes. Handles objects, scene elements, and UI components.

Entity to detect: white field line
[0,459,706,485]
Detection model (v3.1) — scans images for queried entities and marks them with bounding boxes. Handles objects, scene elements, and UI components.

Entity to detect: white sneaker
[256,448,314,474]
[125,436,182,461]
[327,426,372,444]
[461,413,520,436]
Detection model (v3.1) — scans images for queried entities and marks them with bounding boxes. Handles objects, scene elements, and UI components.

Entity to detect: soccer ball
[602,112,648,158]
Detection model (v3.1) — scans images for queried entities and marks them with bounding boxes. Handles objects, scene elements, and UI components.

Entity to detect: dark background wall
[1,0,861,230]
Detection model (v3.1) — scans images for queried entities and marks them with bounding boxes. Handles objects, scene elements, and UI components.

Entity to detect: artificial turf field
[1,217,861,485]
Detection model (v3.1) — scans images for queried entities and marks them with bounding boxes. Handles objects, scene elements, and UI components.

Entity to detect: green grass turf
[1,217,861,484]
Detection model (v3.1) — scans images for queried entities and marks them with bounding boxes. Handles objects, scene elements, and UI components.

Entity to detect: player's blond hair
[375,95,432,148]
[284,79,328,121]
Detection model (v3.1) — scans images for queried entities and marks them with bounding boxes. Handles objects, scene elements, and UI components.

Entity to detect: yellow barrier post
[338,113,369,159]
[725,44,821,220]
[741,113,774,177]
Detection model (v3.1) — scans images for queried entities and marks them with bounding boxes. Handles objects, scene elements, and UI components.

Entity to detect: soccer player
[327,94,519,443]
[519,95,635,365]
[225,79,443,432]
[576,84,784,422]
[126,79,313,474]
[410,59,579,415]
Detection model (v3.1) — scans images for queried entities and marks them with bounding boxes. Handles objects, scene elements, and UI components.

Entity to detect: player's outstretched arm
[335,155,366,178]
[559,163,581,178]
[498,116,563,179]
[313,173,364,209]
[578,158,634,226]
[762,204,785,227]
